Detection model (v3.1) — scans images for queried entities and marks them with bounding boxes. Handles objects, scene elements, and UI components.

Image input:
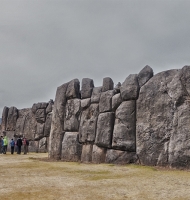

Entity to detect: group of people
[0,136,29,155]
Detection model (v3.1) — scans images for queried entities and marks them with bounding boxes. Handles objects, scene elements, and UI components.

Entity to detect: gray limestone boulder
[120,74,140,101]
[138,65,153,87]
[91,87,102,103]
[92,145,107,163]
[112,101,136,151]
[105,149,137,164]
[79,104,99,143]
[46,101,54,114]
[81,98,91,109]
[32,102,48,113]
[102,77,114,92]
[6,107,18,131]
[81,144,93,163]
[64,99,81,132]
[95,112,115,148]
[44,112,52,137]
[99,90,115,113]
[62,132,82,161]
[66,79,80,99]
[180,65,190,96]
[81,78,94,99]
[112,93,122,111]
[35,109,46,123]
[35,123,44,140]
[38,137,48,153]
[1,106,9,131]
[49,82,68,160]
[136,69,190,168]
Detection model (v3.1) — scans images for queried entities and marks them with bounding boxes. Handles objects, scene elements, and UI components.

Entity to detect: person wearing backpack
[26,139,29,154]
[10,138,15,154]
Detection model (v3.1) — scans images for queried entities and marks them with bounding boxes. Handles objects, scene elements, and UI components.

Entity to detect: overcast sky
[1,0,190,115]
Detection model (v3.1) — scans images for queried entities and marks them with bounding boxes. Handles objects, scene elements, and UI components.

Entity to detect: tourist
[23,137,27,154]
[10,138,15,154]
[17,136,22,154]
[0,136,3,154]
[3,136,8,154]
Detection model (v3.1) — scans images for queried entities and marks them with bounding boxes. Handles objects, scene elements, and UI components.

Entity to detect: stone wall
[2,65,190,169]
[1,100,53,153]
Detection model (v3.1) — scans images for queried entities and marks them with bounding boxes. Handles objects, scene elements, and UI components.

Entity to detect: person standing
[10,139,15,154]
[3,136,8,154]
[17,137,22,154]
[0,136,3,154]
[23,137,27,154]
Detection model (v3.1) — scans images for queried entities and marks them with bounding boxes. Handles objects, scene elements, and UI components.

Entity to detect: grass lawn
[0,153,190,200]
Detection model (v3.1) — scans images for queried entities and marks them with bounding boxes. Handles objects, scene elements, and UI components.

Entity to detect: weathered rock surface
[120,74,140,101]
[92,145,107,163]
[1,106,9,131]
[81,144,93,163]
[35,109,46,123]
[99,90,115,113]
[105,149,137,164]
[81,78,94,99]
[79,104,99,143]
[6,106,18,131]
[64,99,81,132]
[112,101,136,151]
[46,100,54,114]
[102,77,114,92]
[49,82,68,159]
[81,98,91,109]
[138,65,153,87]
[62,132,82,161]
[136,69,186,167]
[32,102,48,114]
[44,112,52,137]
[91,87,102,103]
[38,137,48,153]
[35,123,44,140]
[95,112,115,148]
[112,93,122,111]
[66,79,80,99]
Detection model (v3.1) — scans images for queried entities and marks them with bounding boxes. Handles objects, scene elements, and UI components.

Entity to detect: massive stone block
[138,65,153,87]
[99,90,115,113]
[44,112,52,137]
[120,74,140,101]
[66,79,80,99]
[35,123,44,140]
[92,145,107,163]
[105,149,137,164]
[136,69,189,167]
[95,112,115,148]
[81,78,94,99]
[62,132,82,161]
[64,99,81,132]
[79,104,99,143]
[6,106,18,131]
[91,87,102,103]
[49,82,68,160]
[81,144,93,163]
[1,106,9,131]
[32,102,48,114]
[102,77,114,92]
[46,100,54,114]
[112,93,122,111]
[35,109,46,123]
[112,101,136,151]
[81,98,91,109]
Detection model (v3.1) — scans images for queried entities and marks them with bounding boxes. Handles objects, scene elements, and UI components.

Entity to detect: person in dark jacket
[10,139,15,154]
[17,137,22,154]
[0,136,3,154]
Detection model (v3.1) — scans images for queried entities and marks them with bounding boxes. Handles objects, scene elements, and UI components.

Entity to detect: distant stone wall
[3,65,190,169]
[1,100,53,153]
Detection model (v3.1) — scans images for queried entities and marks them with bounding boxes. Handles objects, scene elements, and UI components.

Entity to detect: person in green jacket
[3,136,8,154]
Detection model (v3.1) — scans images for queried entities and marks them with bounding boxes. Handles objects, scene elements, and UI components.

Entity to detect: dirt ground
[0,153,190,200]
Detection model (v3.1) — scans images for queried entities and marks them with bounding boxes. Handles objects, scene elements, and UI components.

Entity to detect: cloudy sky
[1,0,190,114]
